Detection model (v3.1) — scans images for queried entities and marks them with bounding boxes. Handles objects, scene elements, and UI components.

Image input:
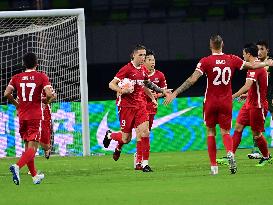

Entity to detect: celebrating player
[103,44,169,172]
[231,43,272,166]
[4,52,53,185]
[164,35,273,175]
[134,49,168,170]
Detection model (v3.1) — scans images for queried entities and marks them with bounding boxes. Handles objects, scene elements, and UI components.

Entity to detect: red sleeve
[231,55,245,70]
[196,57,207,75]
[246,70,258,81]
[115,65,128,81]
[8,75,17,90]
[41,73,51,88]
[158,72,167,89]
[143,66,149,81]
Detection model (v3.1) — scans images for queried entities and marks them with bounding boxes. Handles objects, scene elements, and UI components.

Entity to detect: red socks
[142,137,150,161]
[232,131,242,153]
[110,132,123,143]
[222,134,233,153]
[136,140,143,163]
[16,148,36,169]
[207,136,217,166]
[27,159,37,177]
[255,135,269,158]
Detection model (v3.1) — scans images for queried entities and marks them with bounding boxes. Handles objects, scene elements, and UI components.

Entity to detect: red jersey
[8,70,50,120]
[196,53,245,101]
[245,65,268,109]
[115,62,148,108]
[146,70,167,114]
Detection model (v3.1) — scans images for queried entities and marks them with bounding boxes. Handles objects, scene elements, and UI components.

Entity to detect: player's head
[131,44,146,66]
[243,43,258,62]
[209,35,223,51]
[256,40,269,61]
[23,52,38,69]
[144,49,155,72]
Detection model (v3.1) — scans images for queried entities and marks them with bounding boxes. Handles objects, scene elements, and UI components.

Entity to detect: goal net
[0,9,89,157]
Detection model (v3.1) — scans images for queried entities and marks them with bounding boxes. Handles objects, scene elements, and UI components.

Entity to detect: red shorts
[19,119,41,142]
[148,114,155,131]
[203,97,232,130]
[40,120,51,145]
[237,104,267,132]
[118,106,149,133]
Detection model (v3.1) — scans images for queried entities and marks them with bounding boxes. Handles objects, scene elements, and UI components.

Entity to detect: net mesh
[0,16,80,104]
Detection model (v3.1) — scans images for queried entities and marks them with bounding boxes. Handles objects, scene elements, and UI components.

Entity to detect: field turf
[0,148,272,205]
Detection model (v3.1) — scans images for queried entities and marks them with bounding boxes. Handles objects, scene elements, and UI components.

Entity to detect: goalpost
[0,9,90,156]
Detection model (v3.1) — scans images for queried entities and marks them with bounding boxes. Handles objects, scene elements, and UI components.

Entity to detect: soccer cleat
[210,166,218,175]
[142,165,153,172]
[113,148,121,161]
[135,163,142,170]
[256,155,272,167]
[32,173,45,184]
[9,164,20,185]
[248,152,262,159]
[103,130,112,148]
[227,151,237,174]
[216,157,229,166]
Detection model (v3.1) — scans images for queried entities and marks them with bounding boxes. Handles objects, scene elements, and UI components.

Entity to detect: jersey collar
[131,61,141,69]
[212,52,224,55]
[25,69,36,72]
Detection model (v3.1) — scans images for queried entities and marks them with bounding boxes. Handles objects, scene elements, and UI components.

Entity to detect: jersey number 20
[20,83,36,101]
[213,67,231,85]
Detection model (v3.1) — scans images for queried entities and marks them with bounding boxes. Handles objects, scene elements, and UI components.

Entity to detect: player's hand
[121,87,134,94]
[271,99,273,106]
[237,93,247,102]
[265,59,273,67]
[163,92,177,105]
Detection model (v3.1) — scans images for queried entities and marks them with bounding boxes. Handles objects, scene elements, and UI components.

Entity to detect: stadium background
[1,0,273,156]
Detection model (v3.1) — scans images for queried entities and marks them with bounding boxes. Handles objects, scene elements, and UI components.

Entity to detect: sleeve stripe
[196,68,203,75]
[114,77,121,82]
[246,77,256,82]
[240,61,246,70]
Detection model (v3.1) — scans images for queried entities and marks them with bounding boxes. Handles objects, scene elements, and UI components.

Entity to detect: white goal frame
[0,9,90,156]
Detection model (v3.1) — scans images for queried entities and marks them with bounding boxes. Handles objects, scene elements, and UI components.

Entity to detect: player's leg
[250,108,272,166]
[135,120,152,172]
[206,126,218,175]
[232,123,245,154]
[203,100,218,174]
[40,119,51,159]
[135,114,155,170]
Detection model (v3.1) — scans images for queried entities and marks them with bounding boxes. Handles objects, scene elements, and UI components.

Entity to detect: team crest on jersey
[249,72,255,78]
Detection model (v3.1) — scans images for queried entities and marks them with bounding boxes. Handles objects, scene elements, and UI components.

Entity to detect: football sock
[116,142,124,151]
[222,134,233,153]
[207,136,217,166]
[17,147,36,169]
[255,135,269,158]
[142,137,150,161]
[136,140,142,163]
[232,131,242,153]
[110,132,123,143]
[27,159,37,177]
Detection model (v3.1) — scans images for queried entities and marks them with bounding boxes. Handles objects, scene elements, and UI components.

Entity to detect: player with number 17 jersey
[195,53,245,130]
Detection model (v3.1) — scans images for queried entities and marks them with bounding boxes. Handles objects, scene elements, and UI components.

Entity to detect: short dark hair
[131,44,146,59]
[145,49,155,57]
[210,34,223,49]
[23,52,37,68]
[243,43,258,57]
[256,40,269,49]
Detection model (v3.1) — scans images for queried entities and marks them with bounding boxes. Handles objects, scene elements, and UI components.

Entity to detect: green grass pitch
[0,149,272,205]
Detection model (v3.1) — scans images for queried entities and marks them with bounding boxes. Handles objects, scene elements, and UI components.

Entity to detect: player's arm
[232,79,253,99]
[143,80,170,96]
[243,59,273,70]
[163,70,202,105]
[4,85,19,108]
[144,87,157,106]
